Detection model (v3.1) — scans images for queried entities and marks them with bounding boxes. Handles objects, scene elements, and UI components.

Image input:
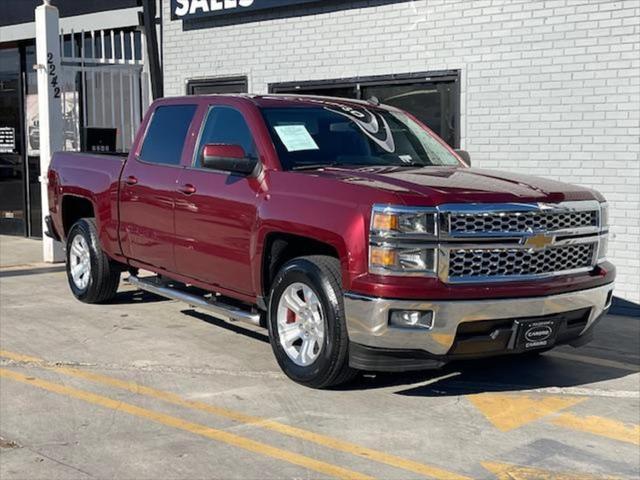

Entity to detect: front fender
[252,193,369,297]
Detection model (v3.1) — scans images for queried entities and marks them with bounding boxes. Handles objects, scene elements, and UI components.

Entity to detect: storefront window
[187,76,248,95]
[0,47,25,236]
[362,82,457,148]
[270,72,460,148]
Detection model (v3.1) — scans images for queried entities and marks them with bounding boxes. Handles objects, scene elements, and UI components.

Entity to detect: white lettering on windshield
[324,106,396,153]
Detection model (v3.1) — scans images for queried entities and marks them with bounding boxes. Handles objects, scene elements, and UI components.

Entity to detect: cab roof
[159,93,396,111]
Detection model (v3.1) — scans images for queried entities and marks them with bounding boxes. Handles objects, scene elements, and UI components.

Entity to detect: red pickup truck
[47,94,615,388]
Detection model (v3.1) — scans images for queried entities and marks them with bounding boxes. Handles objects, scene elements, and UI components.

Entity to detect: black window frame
[269,70,460,148]
[186,76,248,95]
[138,104,198,167]
[191,105,258,169]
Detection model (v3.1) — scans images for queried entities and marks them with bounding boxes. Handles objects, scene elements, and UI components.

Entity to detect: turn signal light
[372,212,399,231]
[370,247,397,267]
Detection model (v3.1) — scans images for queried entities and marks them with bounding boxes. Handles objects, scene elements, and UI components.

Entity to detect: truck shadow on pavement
[181,309,271,344]
[118,290,639,395]
[365,353,639,396]
[343,313,640,395]
[106,289,170,305]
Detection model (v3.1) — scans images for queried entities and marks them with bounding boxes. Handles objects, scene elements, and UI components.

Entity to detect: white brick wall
[162,0,640,303]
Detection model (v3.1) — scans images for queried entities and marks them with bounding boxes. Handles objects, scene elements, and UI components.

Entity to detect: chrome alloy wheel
[69,234,91,290]
[276,282,326,367]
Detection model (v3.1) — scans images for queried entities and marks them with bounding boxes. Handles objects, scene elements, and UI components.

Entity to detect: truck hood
[313,166,603,205]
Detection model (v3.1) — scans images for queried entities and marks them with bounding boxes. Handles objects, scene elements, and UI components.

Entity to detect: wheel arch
[61,195,96,238]
[259,231,345,306]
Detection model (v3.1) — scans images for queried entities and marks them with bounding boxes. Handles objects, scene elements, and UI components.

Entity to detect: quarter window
[194,107,257,167]
[139,105,197,166]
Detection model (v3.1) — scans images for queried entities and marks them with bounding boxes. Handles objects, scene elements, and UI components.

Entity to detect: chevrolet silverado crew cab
[47,94,615,388]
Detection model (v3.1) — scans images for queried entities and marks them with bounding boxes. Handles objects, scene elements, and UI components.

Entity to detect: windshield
[261,104,462,170]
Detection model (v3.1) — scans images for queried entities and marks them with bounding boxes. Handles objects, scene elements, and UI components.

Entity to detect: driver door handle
[125,175,138,186]
[178,183,197,195]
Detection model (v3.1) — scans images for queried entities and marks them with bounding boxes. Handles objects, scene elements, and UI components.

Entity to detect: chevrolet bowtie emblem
[523,234,555,249]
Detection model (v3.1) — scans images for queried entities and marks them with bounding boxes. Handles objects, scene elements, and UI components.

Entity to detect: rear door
[174,104,261,296]
[119,103,197,272]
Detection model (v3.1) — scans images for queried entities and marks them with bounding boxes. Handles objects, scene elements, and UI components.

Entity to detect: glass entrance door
[0,47,25,236]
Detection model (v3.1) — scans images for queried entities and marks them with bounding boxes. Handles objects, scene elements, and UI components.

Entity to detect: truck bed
[48,151,127,259]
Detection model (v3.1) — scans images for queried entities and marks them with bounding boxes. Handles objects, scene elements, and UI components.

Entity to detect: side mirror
[202,144,256,176]
[454,149,471,166]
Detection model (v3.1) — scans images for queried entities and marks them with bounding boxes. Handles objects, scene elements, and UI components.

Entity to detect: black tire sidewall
[66,219,100,301]
[267,258,347,386]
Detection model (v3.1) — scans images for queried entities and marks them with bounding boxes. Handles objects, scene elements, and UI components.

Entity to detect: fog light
[389,310,434,329]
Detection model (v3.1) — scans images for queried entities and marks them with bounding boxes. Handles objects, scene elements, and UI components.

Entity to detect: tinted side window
[139,105,197,166]
[195,107,256,168]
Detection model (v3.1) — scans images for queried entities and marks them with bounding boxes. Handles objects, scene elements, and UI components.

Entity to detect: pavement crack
[24,446,96,478]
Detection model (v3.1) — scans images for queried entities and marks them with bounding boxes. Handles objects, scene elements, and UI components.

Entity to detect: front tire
[267,256,356,388]
[66,218,120,303]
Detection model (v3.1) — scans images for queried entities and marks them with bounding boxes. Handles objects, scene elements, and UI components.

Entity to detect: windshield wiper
[292,161,425,171]
[292,162,355,171]
[397,162,427,167]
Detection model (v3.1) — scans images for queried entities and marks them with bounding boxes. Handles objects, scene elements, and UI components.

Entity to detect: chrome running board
[127,275,261,326]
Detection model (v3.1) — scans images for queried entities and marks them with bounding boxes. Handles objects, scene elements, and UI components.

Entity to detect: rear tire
[66,218,120,303]
[267,255,357,389]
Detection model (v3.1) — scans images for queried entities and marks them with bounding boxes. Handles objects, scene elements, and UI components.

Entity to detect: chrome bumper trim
[344,283,614,355]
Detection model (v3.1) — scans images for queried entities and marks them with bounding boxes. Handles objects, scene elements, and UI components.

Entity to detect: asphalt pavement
[1,234,638,479]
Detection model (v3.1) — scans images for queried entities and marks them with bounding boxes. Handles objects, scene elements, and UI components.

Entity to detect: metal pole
[141,0,163,99]
[35,0,64,262]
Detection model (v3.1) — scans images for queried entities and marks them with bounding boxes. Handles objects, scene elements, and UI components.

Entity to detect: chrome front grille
[449,210,597,235]
[438,201,605,283]
[448,243,596,280]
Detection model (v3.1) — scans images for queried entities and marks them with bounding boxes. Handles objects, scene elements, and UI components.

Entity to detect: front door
[119,104,197,272]
[174,105,260,296]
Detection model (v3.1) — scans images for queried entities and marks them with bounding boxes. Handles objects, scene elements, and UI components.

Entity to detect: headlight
[597,235,608,262]
[369,205,439,276]
[597,202,609,262]
[599,202,609,232]
[371,205,437,238]
[370,245,437,275]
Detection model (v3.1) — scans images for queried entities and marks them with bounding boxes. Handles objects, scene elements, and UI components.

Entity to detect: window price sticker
[274,125,319,152]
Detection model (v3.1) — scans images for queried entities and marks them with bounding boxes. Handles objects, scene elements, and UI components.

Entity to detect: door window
[139,105,197,166]
[194,107,256,168]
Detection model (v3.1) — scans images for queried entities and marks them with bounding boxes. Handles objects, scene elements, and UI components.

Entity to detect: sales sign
[171,0,321,20]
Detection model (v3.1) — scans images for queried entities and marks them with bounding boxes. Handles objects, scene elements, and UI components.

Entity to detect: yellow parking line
[0,368,373,480]
[0,350,469,480]
[552,413,640,446]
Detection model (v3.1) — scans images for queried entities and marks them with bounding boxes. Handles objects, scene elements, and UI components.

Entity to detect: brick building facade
[161,0,639,303]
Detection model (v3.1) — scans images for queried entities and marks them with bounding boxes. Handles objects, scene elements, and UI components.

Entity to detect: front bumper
[344,283,614,371]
